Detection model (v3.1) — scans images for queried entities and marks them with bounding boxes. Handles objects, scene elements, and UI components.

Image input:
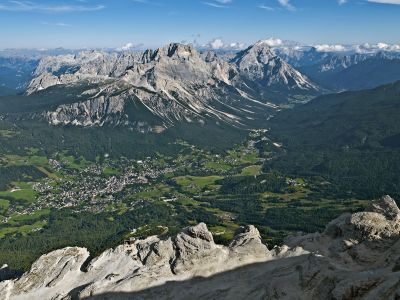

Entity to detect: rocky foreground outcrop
[1,195,399,299]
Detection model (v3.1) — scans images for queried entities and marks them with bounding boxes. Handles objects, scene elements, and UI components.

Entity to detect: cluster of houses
[29,158,175,213]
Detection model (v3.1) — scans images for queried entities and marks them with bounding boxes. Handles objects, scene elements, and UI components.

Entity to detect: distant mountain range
[2,40,400,133]
[276,47,400,91]
[0,48,84,96]
[0,57,38,96]
[2,42,321,131]
[2,42,400,97]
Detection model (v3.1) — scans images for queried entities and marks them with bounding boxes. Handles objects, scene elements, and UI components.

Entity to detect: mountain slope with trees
[265,81,400,199]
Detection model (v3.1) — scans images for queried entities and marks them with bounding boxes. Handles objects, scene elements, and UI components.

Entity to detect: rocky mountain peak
[230,40,320,94]
[232,40,276,66]
[183,222,214,242]
[318,195,400,245]
[369,195,400,221]
[202,50,218,63]
[141,49,155,63]
[23,40,322,129]
[150,43,198,62]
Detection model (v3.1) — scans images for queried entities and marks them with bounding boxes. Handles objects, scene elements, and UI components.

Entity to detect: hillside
[0,57,37,96]
[265,81,400,198]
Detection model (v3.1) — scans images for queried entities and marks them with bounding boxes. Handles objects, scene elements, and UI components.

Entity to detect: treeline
[0,118,246,163]
[218,172,287,195]
[0,200,237,272]
[0,120,181,161]
[264,149,400,199]
[263,80,400,201]
[264,207,342,233]
[0,165,46,190]
[0,202,177,272]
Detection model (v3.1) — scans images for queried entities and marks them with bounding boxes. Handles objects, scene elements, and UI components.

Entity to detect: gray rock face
[322,195,400,243]
[2,195,398,300]
[230,41,321,104]
[232,40,318,91]
[26,42,321,128]
[370,195,400,221]
[46,94,125,127]
[229,225,270,261]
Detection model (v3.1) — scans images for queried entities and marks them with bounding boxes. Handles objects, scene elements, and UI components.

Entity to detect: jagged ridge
[25,42,321,129]
[1,195,399,299]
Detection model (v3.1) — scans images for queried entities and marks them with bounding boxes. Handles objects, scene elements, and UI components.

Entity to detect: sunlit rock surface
[1,195,399,299]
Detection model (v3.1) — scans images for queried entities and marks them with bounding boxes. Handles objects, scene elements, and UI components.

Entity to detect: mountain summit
[232,41,320,101]
[23,42,321,129]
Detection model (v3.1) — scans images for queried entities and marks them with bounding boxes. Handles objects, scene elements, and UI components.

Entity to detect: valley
[0,126,367,272]
[0,40,399,280]
[2,1,400,298]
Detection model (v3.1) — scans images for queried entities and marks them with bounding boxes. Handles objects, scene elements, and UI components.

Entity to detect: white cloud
[367,0,400,4]
[203,0,233,8]
[210,38,225,49]
[355,42,400,53]
[377,42,390,49]
[260,38,283,47]
[42,22,72,27]
[121,43,135,51]
[258,5,274,10]
[338,0,347,5]
[314,44,348,52]
[204,38,246,50]
[203,1,229,8]
[117,43,143,51]
[278,0,295,11]
[0,1,105,12]
[305,42,400,54]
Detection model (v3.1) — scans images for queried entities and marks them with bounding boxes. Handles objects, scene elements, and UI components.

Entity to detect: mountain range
[1,39,400,300]
[2,39,400,188]
[1,42,321,131]
[0,57,37,96]
[1,40,400,133]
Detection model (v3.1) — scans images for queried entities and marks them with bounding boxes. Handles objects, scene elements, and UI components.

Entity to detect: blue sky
[0,0,400,49]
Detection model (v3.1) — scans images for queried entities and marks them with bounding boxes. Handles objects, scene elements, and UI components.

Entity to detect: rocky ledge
[1,195,399,299]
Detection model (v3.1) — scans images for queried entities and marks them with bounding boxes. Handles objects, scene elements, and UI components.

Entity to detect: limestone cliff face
[232,41,319,91]
[1,195,399,300]
[25,42,321,128]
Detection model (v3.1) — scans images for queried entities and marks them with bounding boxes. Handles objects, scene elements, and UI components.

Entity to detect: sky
[0,0,400,49]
